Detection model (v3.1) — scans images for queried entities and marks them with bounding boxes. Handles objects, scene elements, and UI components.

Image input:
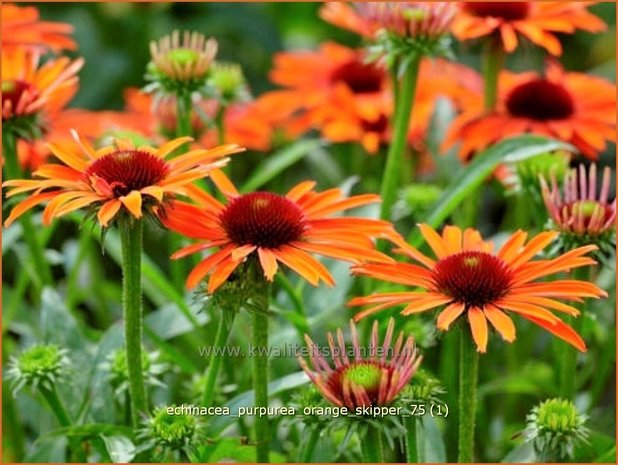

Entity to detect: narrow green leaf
[241,139,324,193]
[407,135,573,246]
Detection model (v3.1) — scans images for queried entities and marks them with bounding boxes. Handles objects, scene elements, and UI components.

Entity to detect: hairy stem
[458,326,479,463]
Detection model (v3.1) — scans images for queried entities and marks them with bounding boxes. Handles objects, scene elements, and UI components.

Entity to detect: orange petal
[519,313,586,352]
[186,245,234,289]
[4,192,57,227]
[207,257,241,294]
[120,191,142,218]
[418,223,448,258]
[468,307,488,353]
[141,185,164,202]
[442,225,463,256]
[231,244,256,262]
[508,231,558,268]
[258,248,279,281]
[436,302,465,331]
[156,136,193,158]
[484,305,516,343]
[210,169,238,198]
[286,181,317,202]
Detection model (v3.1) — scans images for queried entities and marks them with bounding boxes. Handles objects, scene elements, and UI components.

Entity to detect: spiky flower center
[2,79,38,111]
[343,362,383,390]
[148,406,197,448]
[464,2,530,20]
[326,361,391,406]
[507,79,575,121]
[166,48,199,67]
[85,150,170,197]
[432,251,514,308]
[331,60,383,94]
[220,192,306,248]
[535,399,582,433]
[565,200,614,226]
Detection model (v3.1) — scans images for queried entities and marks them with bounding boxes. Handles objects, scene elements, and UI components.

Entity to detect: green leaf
[100,435,136,463]
[407,135,573,246]
[191,438,286,463]
[502,441,536,463]
[418,415,447,463]
[209,371,309,433]
[241,139,324,193]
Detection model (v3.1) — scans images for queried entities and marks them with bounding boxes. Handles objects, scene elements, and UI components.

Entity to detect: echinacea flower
[541,163,616,238]
[3,132,242,228]
[444,61,616,161]
[452,2,606,55]
[2,48,83,138]
[298,319,422,408]
[147,30,217,94]
[320,2,456,41]
[2,4,76,53]
[349,224,606,353]
[161,171,401,293]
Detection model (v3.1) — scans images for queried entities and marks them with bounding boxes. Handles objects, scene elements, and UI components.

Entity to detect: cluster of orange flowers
[1,3,614,411]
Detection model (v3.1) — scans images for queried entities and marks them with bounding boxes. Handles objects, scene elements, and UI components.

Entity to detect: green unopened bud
[8,344,70,394]
[396,369,444,406]
[139,405,202,453]
[516,150,571,192]
[525,398,588,460]
[210,62,248,103]
[105,348,167,395]
[97,130,154,149]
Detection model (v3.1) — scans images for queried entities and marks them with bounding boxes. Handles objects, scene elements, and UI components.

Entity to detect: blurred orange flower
[2,4,76,53]
[2,48,83,123]
[452,2,606,55]
[162,171,402,293]
[350,224,606,353]
[444,62,616,161]
[3,132,242,228]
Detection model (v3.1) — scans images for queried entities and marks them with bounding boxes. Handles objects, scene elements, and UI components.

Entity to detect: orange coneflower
[298,319,422,408]
[2,48,83,125]
[349,224,606,353]
[452,2,605,55]
[161,171,402,293]
[320,2,457,41]
[2,4,76,53]
[443,62,616,161]
[3,132,243,228]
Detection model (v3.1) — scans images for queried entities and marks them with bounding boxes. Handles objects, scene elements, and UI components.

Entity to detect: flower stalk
[482,37,505,110]
[361,423,385,463]
[458,324,479,463]
[405,416,419,462]
[120,218,148,426]
[201,311,233,407]
[252,265,272,463]
[300,427,320,462]
[380,54,421,221]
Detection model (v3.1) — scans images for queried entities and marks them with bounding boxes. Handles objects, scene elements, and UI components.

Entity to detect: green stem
[66,228,93,309]
[482,37,505,111]
[176,92,192,138]
[405,416,419,463]
[202,311,236,406]
[252,268,271,463]
[379,55,422,221]
[300,427,320,462]
[39,385,72,427]
[2,131,53,289]
[215,104,226,145]
[559,266,591,399]
[120,219,148,426]
[458,325,479,463]
[360,423,384,463]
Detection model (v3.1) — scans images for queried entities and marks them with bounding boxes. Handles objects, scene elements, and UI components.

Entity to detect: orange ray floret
[350,224,606,353]
[443,61,616,161]
[161,171,403,293]
[2,4,76,53]
[452,2,606,56]
[3,132,243,228]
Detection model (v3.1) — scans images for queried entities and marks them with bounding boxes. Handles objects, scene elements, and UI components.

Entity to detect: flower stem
[252,268,272,463]
[120,219,148,426]
[559,266,591,399]
[39,384,72,427]
[361,423,385,462]
[482,36,505,110]
[380,54,422,221]
[405,416,419,462]
[458,325,479,463]
[2,131,53,289]
[176,91,193,139]
[202,310,236,407]
[300,427,320,462]
[215,104,226,145]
